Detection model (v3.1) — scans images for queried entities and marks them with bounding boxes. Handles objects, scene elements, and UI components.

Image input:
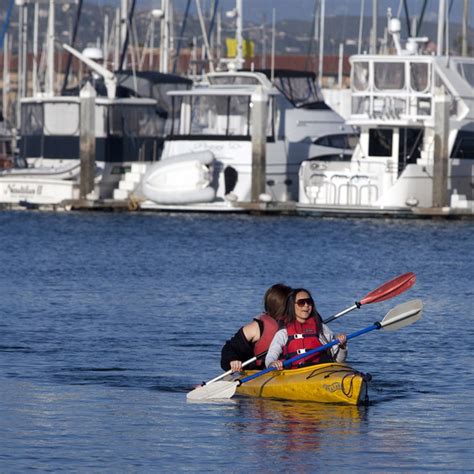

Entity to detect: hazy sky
[154,0,472,25]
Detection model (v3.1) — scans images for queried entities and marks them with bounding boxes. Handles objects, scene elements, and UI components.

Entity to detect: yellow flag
[226,38,237,58]
[243,40,254,58]
[225,38,255,59]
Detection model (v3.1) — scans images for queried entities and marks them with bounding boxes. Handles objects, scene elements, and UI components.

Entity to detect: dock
[2,198,472,220]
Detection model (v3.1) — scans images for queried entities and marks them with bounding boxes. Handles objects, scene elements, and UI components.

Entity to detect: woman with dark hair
[265,288,347,370]
[220,283,292,371]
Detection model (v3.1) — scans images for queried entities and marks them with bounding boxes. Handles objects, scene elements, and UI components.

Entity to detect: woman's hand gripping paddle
[323,272,416,323]
[187,299,423,401]
[198,351,267,387]
[187,273,416,400]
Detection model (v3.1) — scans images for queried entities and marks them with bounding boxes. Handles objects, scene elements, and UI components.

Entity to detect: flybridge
[349,55,474,126]
[349,57,434,125]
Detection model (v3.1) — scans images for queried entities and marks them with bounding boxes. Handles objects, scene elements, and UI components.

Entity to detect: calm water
[0,211,472,472]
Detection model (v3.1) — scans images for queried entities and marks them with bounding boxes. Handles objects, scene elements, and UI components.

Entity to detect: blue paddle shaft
[238,322,381,385]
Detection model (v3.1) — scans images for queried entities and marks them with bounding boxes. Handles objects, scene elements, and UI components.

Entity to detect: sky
[133,0,473,26]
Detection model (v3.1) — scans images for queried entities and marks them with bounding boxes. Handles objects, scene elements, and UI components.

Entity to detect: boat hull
[232,363,368,405]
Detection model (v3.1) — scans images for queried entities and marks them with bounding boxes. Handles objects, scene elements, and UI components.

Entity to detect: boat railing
[306,173,337,204]
[305,171,380,206]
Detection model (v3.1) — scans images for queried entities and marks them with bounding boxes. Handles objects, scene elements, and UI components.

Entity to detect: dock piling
[251,86,268,202]
[80,81,96,199]
[433,85,450,208]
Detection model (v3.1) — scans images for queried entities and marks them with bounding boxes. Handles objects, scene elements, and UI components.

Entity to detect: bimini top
[242,68,327,109]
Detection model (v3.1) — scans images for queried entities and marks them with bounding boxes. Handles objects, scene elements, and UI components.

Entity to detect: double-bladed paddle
[201,351,267,386]
[323,272,416,323]
[187,272,415,397]
[187,299,423,401]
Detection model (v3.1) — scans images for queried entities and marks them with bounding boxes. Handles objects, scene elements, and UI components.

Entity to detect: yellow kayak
[228,363,369,405]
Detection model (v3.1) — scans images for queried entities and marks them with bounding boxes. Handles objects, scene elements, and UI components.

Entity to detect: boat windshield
[21,103,44,136]
[351,58,433,120]
[456,62,474,89]
[109,104,165,137]
[374,62,405,90]
[273,75,324,108]
[207,76,261,86]
[168,94,274,139]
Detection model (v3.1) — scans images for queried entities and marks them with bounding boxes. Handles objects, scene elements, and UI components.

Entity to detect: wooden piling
[79,82,96,199]
[250,86,268,202]
[433,85,450,208]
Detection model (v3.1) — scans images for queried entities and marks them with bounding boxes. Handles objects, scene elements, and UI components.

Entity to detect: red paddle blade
[360,272,416,305]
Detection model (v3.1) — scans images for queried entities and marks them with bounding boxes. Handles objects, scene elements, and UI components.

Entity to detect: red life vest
[283,317,327,368]
[253,313,280,367]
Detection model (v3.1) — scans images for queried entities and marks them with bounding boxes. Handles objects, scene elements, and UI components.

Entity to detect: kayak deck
[230,363,369,405]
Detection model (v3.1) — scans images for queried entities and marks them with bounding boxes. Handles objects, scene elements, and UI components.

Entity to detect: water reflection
[231,398,367,453]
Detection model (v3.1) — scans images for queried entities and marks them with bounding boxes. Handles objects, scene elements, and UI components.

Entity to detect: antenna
[62,43,117,99]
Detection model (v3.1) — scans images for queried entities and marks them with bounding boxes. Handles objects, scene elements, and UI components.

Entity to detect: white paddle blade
[381,299,423,332]
[187,381,238,401]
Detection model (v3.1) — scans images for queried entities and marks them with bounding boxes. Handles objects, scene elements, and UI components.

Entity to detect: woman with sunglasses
[265,288,347,370]
[220,283,292,372]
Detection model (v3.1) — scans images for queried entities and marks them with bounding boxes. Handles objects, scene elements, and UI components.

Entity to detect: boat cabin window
[167,96,184,135]
[309,153,352,162]
[451,130,474,159]
[208,76,260,86]
[109,104,164,137]
[456,62,474,89]
[410,63,429,92]
[352,62,369,91]
[21,103,44,135]
[169,94,274,139]
[374,63,405,90]
[368,129,393,157]
[44,102,79,135]
[314,133,359,150]
[190,95,250,136]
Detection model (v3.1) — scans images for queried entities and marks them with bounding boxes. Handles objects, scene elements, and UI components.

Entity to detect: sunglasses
[295,298,313,307]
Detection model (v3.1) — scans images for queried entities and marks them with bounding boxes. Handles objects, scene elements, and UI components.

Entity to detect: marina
[0,1,472,218]
[0,1,473,471]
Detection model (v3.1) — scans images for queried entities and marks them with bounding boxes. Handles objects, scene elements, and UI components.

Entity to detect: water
[0,211,472,472]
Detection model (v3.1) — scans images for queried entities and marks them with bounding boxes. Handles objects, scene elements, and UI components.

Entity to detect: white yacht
[0,47,191,207]
[138,70,356,210]
[298,20,474,214]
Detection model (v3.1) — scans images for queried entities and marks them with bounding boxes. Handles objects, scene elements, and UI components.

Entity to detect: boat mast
[318,0,325,88]
[371,0,377,53]
[358,0,365,54]
[2,33,9,122]
[236,0,243,70]
[16,0,28,123]
[120,0,128,68]
[46,0,55,95]
[32,1,39,95]
[437,0,446,56]
[270,8,275,82]
[160,0,170,73]
[195,0,214,72]
[462,0,469,56]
